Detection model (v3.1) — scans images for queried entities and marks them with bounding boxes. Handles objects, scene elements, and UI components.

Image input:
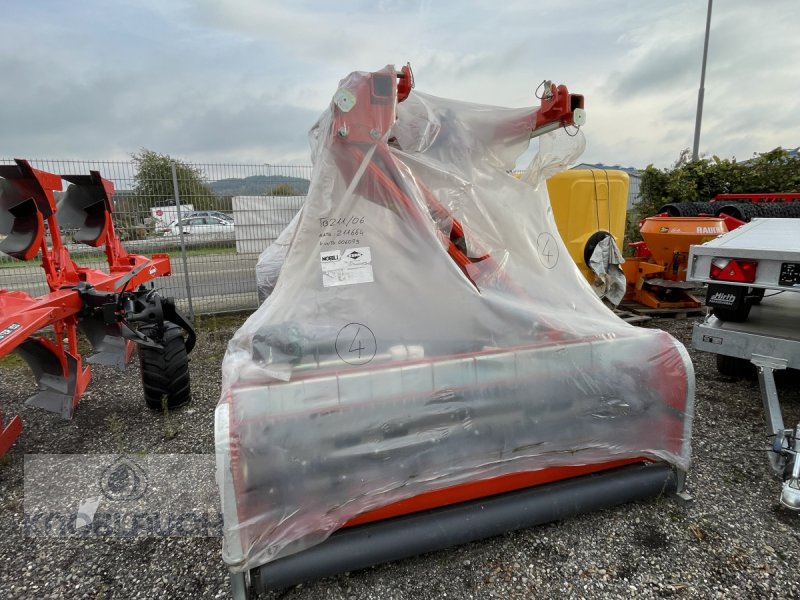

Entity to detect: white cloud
[0,0,797,167]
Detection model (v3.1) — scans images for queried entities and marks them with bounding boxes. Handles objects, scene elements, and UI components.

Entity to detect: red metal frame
[535,82,584,132]
[710,193,800,204]
[344,458,644,527]
[0,160,172,456]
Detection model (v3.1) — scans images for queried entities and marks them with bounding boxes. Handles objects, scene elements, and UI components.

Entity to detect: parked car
[185,210,233,223]
[157,211,233,234]
[169,215,234,236]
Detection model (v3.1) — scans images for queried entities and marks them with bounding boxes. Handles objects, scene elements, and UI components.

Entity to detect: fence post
[171,161,195,320]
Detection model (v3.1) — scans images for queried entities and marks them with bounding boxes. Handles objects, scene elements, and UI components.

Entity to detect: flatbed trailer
[689,218,800,508]
[688,218,800,292]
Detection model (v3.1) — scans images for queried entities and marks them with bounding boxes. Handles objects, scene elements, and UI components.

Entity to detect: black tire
[748,287,765,305]
[583,230,611,267]
[716,354,756,379]
[139,321,191,410]
[712,302,752,322]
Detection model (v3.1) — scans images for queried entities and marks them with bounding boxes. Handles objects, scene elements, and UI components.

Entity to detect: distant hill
[210,175,310,197]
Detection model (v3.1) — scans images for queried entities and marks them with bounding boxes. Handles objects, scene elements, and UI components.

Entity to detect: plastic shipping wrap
[255,211,300,303]
[216,65,694,573]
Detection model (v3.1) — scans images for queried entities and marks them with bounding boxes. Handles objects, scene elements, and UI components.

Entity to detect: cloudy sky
[1,0,797,168]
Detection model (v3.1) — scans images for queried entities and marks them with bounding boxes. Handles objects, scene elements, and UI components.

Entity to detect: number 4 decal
[335,323,377,365]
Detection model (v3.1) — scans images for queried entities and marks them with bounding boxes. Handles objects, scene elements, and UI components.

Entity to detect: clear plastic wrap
[255,211,300,303]
[588,235,626,306]
[216,65,694,572]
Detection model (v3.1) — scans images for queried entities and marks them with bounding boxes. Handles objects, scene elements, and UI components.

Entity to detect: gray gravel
[1,314,800,599]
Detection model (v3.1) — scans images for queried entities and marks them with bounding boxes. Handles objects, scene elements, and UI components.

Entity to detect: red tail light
[709,258,758,283]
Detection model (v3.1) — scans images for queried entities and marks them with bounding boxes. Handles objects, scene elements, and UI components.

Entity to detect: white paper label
[321,247,374,287]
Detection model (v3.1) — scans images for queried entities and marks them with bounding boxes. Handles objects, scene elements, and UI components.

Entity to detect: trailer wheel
[748,287,765,305]
[716,354,756,379]
[712,302,752,322]
[139,321,191,411]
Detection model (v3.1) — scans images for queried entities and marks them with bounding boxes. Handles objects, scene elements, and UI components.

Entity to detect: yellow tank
[546,169,628,282]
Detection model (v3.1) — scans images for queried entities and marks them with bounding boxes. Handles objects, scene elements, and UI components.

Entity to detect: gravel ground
[1,312,799,599]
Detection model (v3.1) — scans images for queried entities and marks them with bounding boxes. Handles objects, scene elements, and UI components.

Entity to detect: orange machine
[623,215,728,309]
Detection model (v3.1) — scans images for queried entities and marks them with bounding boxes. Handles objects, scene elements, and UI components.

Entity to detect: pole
[692,0,713,162]
[171,162,195,320]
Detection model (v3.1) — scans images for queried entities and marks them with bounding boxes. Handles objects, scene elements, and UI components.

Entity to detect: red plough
[0,159,195,456]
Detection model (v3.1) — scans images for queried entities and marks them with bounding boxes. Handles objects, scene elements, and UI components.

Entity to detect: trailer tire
[712,302,752,322]
[748,287,765,305]
[139,321,191,411]
[716,354,756,379]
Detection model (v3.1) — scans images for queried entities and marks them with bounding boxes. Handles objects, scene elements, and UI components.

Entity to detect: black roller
[249,462,678,593]
[713,202,763,222]
[759,202,800,219]
[657,201,715,217]
[658,202,695,217]
[691,201,715,215]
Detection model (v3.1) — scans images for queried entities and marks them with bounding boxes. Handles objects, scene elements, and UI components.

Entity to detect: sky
[1,0,798,169]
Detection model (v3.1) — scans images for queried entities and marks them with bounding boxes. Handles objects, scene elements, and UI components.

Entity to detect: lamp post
[692,0,713,161]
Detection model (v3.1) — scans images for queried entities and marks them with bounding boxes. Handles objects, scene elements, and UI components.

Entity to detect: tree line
[638,147,800,218]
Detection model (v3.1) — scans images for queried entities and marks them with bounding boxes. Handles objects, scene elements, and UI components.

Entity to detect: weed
[161,396,181,441]
[107,414,126,454]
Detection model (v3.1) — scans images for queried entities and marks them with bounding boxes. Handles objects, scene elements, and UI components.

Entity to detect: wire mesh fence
[0,159,311,317]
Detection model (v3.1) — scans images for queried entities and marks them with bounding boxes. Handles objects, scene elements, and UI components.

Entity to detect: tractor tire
[139,321,191,411]
[716,354,756,379]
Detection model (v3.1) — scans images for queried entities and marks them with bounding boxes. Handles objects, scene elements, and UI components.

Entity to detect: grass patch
[155,245,237,258]
[161,396,181,441]
[107,414,126,454]
[0,244,236,269]
[194,312,250,331]
[0,353,26,368]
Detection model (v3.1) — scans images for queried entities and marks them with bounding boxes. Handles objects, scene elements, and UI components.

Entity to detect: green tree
[638,146,800,218]
[269,183,297,196]
[627,147,800,249]
[130,149,216,212]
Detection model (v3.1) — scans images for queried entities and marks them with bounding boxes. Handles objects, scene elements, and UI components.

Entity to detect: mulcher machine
[216,65,695,598]
[0,160,195,456]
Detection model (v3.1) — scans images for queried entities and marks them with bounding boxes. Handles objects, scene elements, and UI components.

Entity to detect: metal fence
[0,159,312,317]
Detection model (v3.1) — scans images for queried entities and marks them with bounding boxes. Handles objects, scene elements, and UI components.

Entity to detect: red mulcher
[215,65,694,599]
